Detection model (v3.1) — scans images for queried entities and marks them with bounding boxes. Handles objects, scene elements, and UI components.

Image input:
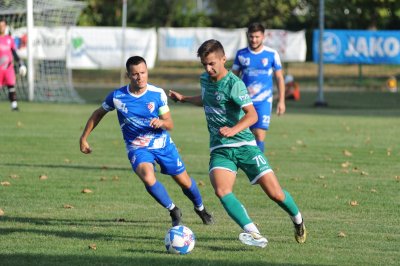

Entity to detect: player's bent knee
[214,189,231,199]
[268,190,285,203]
[138,175,157,186]
[172,173,191,188]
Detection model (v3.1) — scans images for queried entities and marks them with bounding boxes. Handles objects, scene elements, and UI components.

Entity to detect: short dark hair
[0,17,7,24]
[197,39,225,59]
[247,22,265,34]
[126,56,146,72]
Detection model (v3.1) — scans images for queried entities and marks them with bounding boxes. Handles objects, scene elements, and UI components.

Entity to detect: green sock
[277,189,299,216]
[220,193,252,228]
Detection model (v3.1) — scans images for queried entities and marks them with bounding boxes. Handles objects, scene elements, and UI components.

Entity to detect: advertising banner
[158,28,306,62]
[67,27,157,69]
[13,27,67,60]
[11,26,307,68]
[264,30,307,62]
[158,27,247,61]
[313,30,400,64]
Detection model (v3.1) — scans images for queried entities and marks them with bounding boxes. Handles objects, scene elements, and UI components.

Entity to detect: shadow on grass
[0,216,235,241]
[0,162,129,171]
[0,162,207,177]
[0,216,146,227]
[0,253,328,266]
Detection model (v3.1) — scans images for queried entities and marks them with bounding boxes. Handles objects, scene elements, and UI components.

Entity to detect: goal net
[0,0,85,102]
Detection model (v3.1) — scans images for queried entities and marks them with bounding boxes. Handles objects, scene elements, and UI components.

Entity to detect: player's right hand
[168,90,183,102]
[80,139,92,154]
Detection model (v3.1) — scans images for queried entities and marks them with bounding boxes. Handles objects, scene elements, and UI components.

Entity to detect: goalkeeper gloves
[18,63,27,76]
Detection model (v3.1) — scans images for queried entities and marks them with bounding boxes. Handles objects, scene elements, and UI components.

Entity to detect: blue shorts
[250,100,272,130]
[127,143,186,176]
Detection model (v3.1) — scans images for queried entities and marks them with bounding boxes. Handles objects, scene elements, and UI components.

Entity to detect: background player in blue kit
[79,56,213,226]
[232,22,286,152]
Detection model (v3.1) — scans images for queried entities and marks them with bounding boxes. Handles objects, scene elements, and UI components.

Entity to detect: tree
[76,0,400,30]
[77,0,212,27]
[208,0,301,28]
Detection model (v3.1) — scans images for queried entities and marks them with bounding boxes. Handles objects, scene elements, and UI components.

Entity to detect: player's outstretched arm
[79,107,108,154]
[169,90,203,106]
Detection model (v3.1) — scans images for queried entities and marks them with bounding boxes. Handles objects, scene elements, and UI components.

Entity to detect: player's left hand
[219,126,237,138]
[19,65,27,76]
[150,117,163,129]
[80,139,92,154]
[276,101,286,116]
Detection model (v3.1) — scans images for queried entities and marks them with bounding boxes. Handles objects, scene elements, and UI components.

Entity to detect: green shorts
[209,145,273,184]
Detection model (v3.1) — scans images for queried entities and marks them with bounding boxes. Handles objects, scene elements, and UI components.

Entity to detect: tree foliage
[77,0,212,27]
[76,0,400,30]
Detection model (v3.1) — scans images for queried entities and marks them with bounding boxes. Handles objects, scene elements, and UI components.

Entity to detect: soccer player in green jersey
[169,39,306,248]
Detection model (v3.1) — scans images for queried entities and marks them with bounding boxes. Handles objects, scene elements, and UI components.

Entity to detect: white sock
[243,223,260,234]
[11,101,18,109]
[291,212,303,225]
[194,204,204,211]
[167,203,176,211]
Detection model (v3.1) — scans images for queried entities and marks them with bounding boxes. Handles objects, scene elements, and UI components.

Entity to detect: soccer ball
[164,225,195,254]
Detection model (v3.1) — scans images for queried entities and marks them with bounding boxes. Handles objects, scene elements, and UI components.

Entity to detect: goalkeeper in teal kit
[169,39,306,247]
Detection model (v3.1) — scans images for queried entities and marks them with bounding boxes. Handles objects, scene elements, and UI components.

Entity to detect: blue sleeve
[101,91,115,111]
[232,51,241,71]
[158,89,170,115]
[272,51,283,71]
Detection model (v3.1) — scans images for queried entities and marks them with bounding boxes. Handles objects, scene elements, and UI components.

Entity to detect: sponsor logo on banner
[71,36,85,56]
[13,27,66,60]
[166,33,194,52]
[322,32,341,61]
[314,30,400,64]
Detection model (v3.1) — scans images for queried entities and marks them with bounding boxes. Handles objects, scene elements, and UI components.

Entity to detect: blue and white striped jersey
[232,46,282,104]
[102,84,172,150]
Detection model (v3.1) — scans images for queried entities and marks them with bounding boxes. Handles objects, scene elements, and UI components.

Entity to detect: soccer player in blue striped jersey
[169,40,306,247]
[80,56,213,227]
[232,22,286,153]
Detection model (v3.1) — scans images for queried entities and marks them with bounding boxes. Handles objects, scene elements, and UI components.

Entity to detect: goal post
[0,0,86,103]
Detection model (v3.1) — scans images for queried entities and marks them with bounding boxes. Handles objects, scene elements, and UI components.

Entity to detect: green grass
[0,91,399,265]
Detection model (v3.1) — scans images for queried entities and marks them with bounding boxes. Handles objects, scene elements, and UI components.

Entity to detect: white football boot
[239,232,268,248]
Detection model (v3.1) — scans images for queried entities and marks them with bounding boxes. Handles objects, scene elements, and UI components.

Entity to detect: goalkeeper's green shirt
[200,71,257,151]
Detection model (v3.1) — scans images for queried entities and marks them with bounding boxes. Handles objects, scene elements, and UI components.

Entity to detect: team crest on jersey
[214,92,222,101]
[262,58,268,66]
[147,102,155,113]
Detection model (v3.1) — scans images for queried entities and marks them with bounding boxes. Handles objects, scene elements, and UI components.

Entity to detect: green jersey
[200,71,257,151]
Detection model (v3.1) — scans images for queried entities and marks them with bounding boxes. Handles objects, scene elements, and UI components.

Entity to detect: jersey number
[252,155,266,167]
[263,115,270,124]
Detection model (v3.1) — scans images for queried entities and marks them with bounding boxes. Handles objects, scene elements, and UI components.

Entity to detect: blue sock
[256,140,265,152]
[182,177,203,208]
[145,180,173,209]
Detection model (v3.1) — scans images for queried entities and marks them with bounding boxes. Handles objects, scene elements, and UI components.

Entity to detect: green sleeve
[230,80,252,107]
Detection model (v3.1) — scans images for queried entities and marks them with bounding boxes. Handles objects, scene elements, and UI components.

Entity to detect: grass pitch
[0,91,399,265]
